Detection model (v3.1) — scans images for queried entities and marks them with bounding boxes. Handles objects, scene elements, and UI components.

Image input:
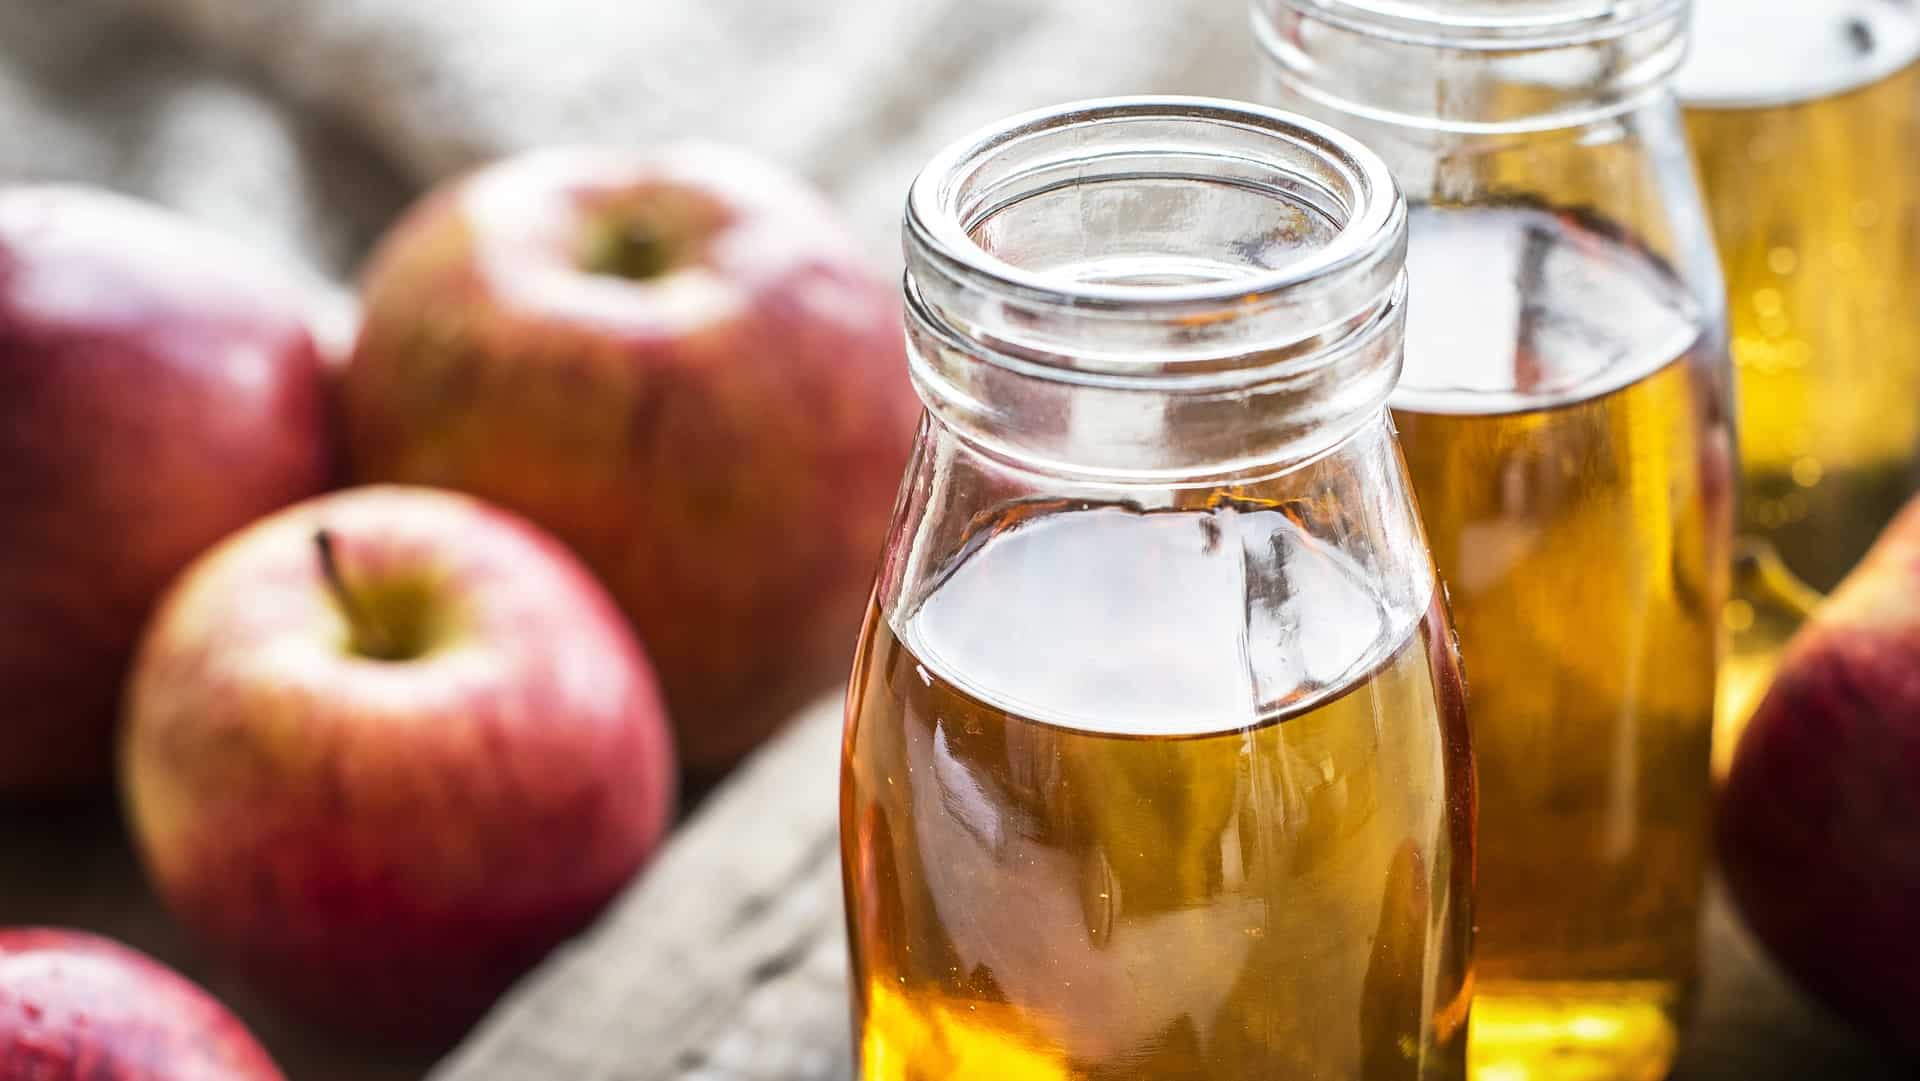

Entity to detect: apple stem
[584,220,673,280]
[314,529,397,660]
[1734,537,1825,625]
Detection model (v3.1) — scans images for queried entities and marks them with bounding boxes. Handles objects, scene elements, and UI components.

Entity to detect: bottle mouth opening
[1259,0,1689,49]
[904,97,1406,379]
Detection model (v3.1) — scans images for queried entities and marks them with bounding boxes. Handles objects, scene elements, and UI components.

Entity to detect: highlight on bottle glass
[1256,3,1734,1079]
[840,97,1475,1081]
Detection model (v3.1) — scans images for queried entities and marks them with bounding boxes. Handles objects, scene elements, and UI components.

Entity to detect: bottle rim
[1256,0,1689,49]
[900,96,1412,478]
[903,95,1405,339]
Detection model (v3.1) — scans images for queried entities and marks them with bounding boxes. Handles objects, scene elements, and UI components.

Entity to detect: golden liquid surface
[1396,208,1728,1081]
[842,501,1474,1080]
[1686,61,1920,592]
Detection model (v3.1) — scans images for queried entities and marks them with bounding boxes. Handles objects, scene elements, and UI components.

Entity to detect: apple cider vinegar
[843,501,1474,1081]
[1681,1,1920,593]
[1681,0,1920,777]
[1258,3,1732,1077]
[847,99,1472,1081]
[1391,208,1728,1081]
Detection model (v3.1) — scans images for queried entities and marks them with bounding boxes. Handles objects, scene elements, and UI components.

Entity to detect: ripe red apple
[0,928,284,1081]
[1718,496,1920,1055]
[122,485,677,1045]
[340,144,918,773]
[0,185,335,799]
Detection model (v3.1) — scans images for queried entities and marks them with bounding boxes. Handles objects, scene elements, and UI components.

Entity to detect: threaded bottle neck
[902,96,1409,480]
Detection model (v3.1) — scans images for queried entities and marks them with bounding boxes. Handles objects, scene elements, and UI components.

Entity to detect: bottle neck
[904,278,1408,484]
[1254,0,1690,134]
[1255,1,1731,457]
[1254,0,1717,301]
[903,97,1408,482]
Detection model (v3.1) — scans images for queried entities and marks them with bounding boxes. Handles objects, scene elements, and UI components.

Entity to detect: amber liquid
[842,500,1474,1081]
[1687,61,1920,593]
[1686,61,1920,773]
[1395,208,1728,1081]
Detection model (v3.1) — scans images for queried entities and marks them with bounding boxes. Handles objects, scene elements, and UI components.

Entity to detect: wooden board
[441,696,1909,1081]
[3,694,1908,1080]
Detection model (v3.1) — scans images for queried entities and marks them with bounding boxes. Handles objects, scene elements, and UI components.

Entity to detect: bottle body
[1680,0,1920,765]
[842,443,1475,1081]
[1389,205,1722,1079]
[841,98,1475,1081]
[1681,0,1920,594]
[1257,6,1732,1079]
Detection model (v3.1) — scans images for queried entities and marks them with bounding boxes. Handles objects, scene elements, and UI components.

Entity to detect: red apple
[340,144,918,773]
[0,928,284,1081]
[121,485,676,1045]
[1718,496,1920,1054]
[0,185,335,798]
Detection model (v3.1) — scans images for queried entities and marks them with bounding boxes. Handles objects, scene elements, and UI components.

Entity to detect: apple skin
[0,185,335,799]
[0,928,285,1081]
[1718,496,1920,1056]
[122,485,677,1046]
[340,144,919,773]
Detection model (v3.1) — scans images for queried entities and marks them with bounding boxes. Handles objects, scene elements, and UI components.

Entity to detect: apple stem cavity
[582,220,675,281]
[314,529,402,661]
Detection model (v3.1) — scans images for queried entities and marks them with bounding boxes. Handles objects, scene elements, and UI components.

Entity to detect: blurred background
[0,0,1251,280]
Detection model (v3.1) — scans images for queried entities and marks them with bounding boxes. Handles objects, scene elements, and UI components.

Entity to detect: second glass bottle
[1257,2,1734,1079]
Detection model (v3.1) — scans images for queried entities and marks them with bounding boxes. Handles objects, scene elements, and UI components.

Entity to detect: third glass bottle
[1681,0,1920,762]
[1682,0,1920,595]
[1256,3,1734,1079]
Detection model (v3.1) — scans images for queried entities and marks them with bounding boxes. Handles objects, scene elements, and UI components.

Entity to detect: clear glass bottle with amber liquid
[1257,4,1734,1080]
[840,98,1476,1081]
[1679,0,1920,764]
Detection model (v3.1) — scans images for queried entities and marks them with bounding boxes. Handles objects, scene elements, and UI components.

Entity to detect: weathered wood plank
[5,692,1905,1081]
[430,696,852,1081]
[1679,883,1906,1080]
[426,689,1907,1081]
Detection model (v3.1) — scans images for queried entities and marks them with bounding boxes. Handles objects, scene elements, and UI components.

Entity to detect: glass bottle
[840,97,1475,1081]
[1679,0,1920,767]
[1255,4,1734,1080]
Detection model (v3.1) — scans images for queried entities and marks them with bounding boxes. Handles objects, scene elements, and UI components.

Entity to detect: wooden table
[3,697,1908,1080]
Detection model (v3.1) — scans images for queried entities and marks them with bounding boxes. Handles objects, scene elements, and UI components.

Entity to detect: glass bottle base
[1469,980,1684,1081]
